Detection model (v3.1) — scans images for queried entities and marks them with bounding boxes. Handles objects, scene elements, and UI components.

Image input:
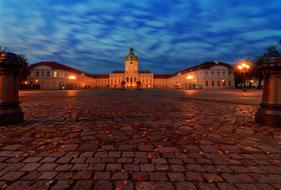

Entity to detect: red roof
[154,74,173,79]
[175,61,233,75]
[92,74,109,79]
[29,61,93,77]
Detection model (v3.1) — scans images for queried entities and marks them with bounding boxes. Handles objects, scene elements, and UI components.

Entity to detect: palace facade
[27,48,235,89]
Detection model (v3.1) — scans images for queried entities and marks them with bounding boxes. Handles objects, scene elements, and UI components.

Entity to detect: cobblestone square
[0,89,281,190]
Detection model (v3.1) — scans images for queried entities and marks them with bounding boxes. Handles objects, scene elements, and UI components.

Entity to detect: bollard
[255,57,281,127]
[0,52,24,125]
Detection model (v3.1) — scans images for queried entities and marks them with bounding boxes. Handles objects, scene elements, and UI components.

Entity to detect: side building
[27,48,235,90]
[168,61,235,89]
[27,61,93,89]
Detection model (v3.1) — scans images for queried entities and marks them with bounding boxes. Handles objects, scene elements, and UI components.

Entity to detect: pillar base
[255,103,281,128]
[0,104,24,126]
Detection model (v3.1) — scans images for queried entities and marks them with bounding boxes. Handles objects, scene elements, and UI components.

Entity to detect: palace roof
[175,61,233,75]
[29,61,92,77]
[154,74,173,78]
[125,47,138,61]
[91,74,109,78]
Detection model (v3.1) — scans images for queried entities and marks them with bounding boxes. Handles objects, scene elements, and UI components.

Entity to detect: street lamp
[68,75,76,80]
[236,60,251,91]
[186,75,194,89]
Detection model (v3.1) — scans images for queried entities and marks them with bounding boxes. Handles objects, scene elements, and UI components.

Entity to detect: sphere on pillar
[0,51,24,125]
[255,57,281,127]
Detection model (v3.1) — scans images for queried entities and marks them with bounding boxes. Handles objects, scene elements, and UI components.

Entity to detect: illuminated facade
[27,48,235,89]
[27,62,93,89]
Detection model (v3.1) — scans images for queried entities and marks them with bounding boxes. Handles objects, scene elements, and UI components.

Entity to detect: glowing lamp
[68,75,76,80]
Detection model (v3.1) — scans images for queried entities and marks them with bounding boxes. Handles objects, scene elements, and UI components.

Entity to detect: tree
[0,47,30,86]
[253,40,281,88]
[17,54,30,84]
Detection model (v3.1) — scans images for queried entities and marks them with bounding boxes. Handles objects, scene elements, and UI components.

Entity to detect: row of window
[205,71,232,75]
[205,80,232,87]
[31,70,68,78]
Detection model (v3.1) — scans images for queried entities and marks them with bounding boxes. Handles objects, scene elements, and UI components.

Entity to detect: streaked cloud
[0,0,280,74]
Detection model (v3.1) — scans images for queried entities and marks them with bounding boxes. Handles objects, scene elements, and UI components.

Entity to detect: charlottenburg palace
[27,48,235,90]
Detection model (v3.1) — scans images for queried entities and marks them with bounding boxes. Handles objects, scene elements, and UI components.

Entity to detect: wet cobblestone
[0,89,280,189]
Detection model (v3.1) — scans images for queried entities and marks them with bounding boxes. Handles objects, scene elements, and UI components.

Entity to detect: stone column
[0,52,24,125]
[255,57,281,127]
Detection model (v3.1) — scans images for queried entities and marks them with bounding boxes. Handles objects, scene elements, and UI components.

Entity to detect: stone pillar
[0,52,24,125]
[255,57,281,127]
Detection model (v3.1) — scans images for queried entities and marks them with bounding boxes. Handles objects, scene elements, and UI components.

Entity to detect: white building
[27,48,235,90]
[168,61,235,89]
[27,61,93,89]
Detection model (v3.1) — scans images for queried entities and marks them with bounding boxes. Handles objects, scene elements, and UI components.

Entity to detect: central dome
[125,47,138,61]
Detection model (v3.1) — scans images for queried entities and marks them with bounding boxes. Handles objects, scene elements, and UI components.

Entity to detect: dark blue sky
[0,0,281,74]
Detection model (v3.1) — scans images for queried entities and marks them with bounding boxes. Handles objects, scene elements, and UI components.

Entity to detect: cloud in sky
[0,0,281,73]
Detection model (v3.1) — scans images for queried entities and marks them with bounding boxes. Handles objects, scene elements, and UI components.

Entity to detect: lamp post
[0,52,24,125]
[186,75,194,90]
[255,57,281,127]
[237,60,250,91]
[68,75,76,90]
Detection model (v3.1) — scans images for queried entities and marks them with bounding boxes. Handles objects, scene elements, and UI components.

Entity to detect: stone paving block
[124,164,139,171]
[40,157,57,163]
[55,172,73,180]
[118,158,133,163]
[72,171,92,179]
[132,172,149,181]
[155,164,170,171]
[88,163,105,171]
[108,151,121,158]
[22,157,42,163]
[198,182,218,190]
[114,180,134,190]
[52,180,73,190]
[175,182,196,190]
[71,164,88,171]
[106,163,122,171]
[0,172,25,181]
[185,172,204,181]
[56,157,72,164]
[168,172,185,182]
[20,163,41,172]
[93,181,113,190]
[140,164,155,172]
[39,171,57,180]
[55,164,73,171]
[21,171,41,180]
[29,180,49,190]
[37,163,57,171]
[149,172,168,181]
[203,173,224,183]
[6,180,33,190]
[95,152,107,158]
[122,152,134,157]
[136,182,175,190]
[111,172,128,180]
[217,183,238,190]
[72,180,93,190]
[171,165,185,172]
[94,172,111,180]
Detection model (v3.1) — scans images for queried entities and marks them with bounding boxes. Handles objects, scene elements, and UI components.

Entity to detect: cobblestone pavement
[0,89,281,190]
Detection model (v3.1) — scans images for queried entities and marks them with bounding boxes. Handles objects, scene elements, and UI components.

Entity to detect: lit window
[53,71,57,77]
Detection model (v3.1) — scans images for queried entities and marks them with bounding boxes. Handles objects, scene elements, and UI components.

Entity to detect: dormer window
[131,62,133,64]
